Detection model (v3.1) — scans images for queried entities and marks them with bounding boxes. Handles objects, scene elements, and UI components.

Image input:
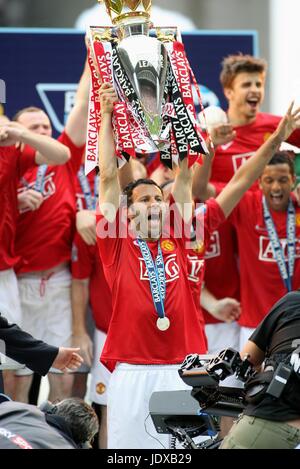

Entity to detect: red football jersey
[186,245,205,327]
[0,145,36,270]
[96,198,225,372]
[202,220,240,325]
[15,132,84,273]
[211,113,300,185]
[230,191,300,328]
[71,232,112,333]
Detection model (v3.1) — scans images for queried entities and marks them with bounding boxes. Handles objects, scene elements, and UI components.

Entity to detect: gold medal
[156,317,170,331]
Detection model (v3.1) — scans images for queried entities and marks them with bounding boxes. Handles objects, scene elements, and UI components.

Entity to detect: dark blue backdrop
[0,28,257,137]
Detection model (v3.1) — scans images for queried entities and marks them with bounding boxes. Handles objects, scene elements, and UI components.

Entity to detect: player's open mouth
[246,98,259,109]
[270,193,283,202]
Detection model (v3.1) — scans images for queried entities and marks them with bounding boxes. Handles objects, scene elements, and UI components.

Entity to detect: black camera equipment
[149,349,256,449]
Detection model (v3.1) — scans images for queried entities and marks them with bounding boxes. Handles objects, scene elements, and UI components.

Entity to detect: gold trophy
[100,0,152,26]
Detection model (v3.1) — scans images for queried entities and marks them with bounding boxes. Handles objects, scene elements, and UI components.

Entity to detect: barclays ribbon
[263,196,296,292]
[78,167,99,211]
[34,164,48,193]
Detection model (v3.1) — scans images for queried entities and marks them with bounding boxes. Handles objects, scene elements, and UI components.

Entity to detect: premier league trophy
[85,0,208,174]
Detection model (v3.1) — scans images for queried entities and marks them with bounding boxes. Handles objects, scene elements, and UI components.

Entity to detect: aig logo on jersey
[259,236,300,262]
[187,255,205,283]
[232,152,254,173]
[139,254,180,283]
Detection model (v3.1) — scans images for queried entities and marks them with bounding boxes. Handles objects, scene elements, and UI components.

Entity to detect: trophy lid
[99,0,152,26]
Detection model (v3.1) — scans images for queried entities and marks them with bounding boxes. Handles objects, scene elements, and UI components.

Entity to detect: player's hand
[52,348,83,372]
[210,124,236,147]
[18,189,44,212]
[210,297,241,323]
[99,83,118,115]
[0,122,27,146]
[274,101,300,142]
[76,210,97,246]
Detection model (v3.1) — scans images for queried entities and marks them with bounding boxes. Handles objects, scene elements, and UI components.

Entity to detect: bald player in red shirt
[95,83,300,449]
[11,54,90,404]
[0,119,70,397]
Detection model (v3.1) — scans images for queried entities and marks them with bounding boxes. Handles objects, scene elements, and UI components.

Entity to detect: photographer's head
[48,398,99,447]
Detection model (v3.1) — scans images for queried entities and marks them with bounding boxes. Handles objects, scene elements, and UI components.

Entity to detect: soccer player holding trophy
[88,1,300,448]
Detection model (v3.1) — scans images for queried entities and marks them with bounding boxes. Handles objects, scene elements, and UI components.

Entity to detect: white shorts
[205,322,244,389]
[89,329,111,406]
[205,321,240,354]
[0,269,22,325]
[107,363,190,449]
[0,269,23,369]
[239,326,256,351]
[16,269,72,375]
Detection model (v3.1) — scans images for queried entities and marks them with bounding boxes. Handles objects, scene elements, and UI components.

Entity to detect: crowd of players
[1,40,300,449]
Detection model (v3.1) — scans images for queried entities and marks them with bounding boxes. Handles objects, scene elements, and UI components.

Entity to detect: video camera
[150,348,256,449]
[179,348,255,410]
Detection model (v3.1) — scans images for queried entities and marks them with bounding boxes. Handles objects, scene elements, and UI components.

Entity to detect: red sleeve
[204,198,226,233]
[18,144,37,177]
[271,114,300,147]
[287,128,300,147]
[71,232,94,279]
[194,198,226,248]
[228,191,254,226]
[96,208,124,267]
[58,131,85,175]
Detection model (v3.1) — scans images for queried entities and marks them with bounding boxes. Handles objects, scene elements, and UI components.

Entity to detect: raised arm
[98,83,120,221]
[65,53,90,147]
[0,122,70,165]
[216,103,300,218]
[171,158,194,223]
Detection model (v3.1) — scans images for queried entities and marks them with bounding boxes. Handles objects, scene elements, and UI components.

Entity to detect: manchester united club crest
[192,240,205,254]
[96,383,106,395]
[161,240,176,253]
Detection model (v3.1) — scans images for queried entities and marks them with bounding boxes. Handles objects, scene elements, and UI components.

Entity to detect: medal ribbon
[78,167,99,211]
[263,196,296,292]
[34,165,48,193]
[137,239,167,320]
